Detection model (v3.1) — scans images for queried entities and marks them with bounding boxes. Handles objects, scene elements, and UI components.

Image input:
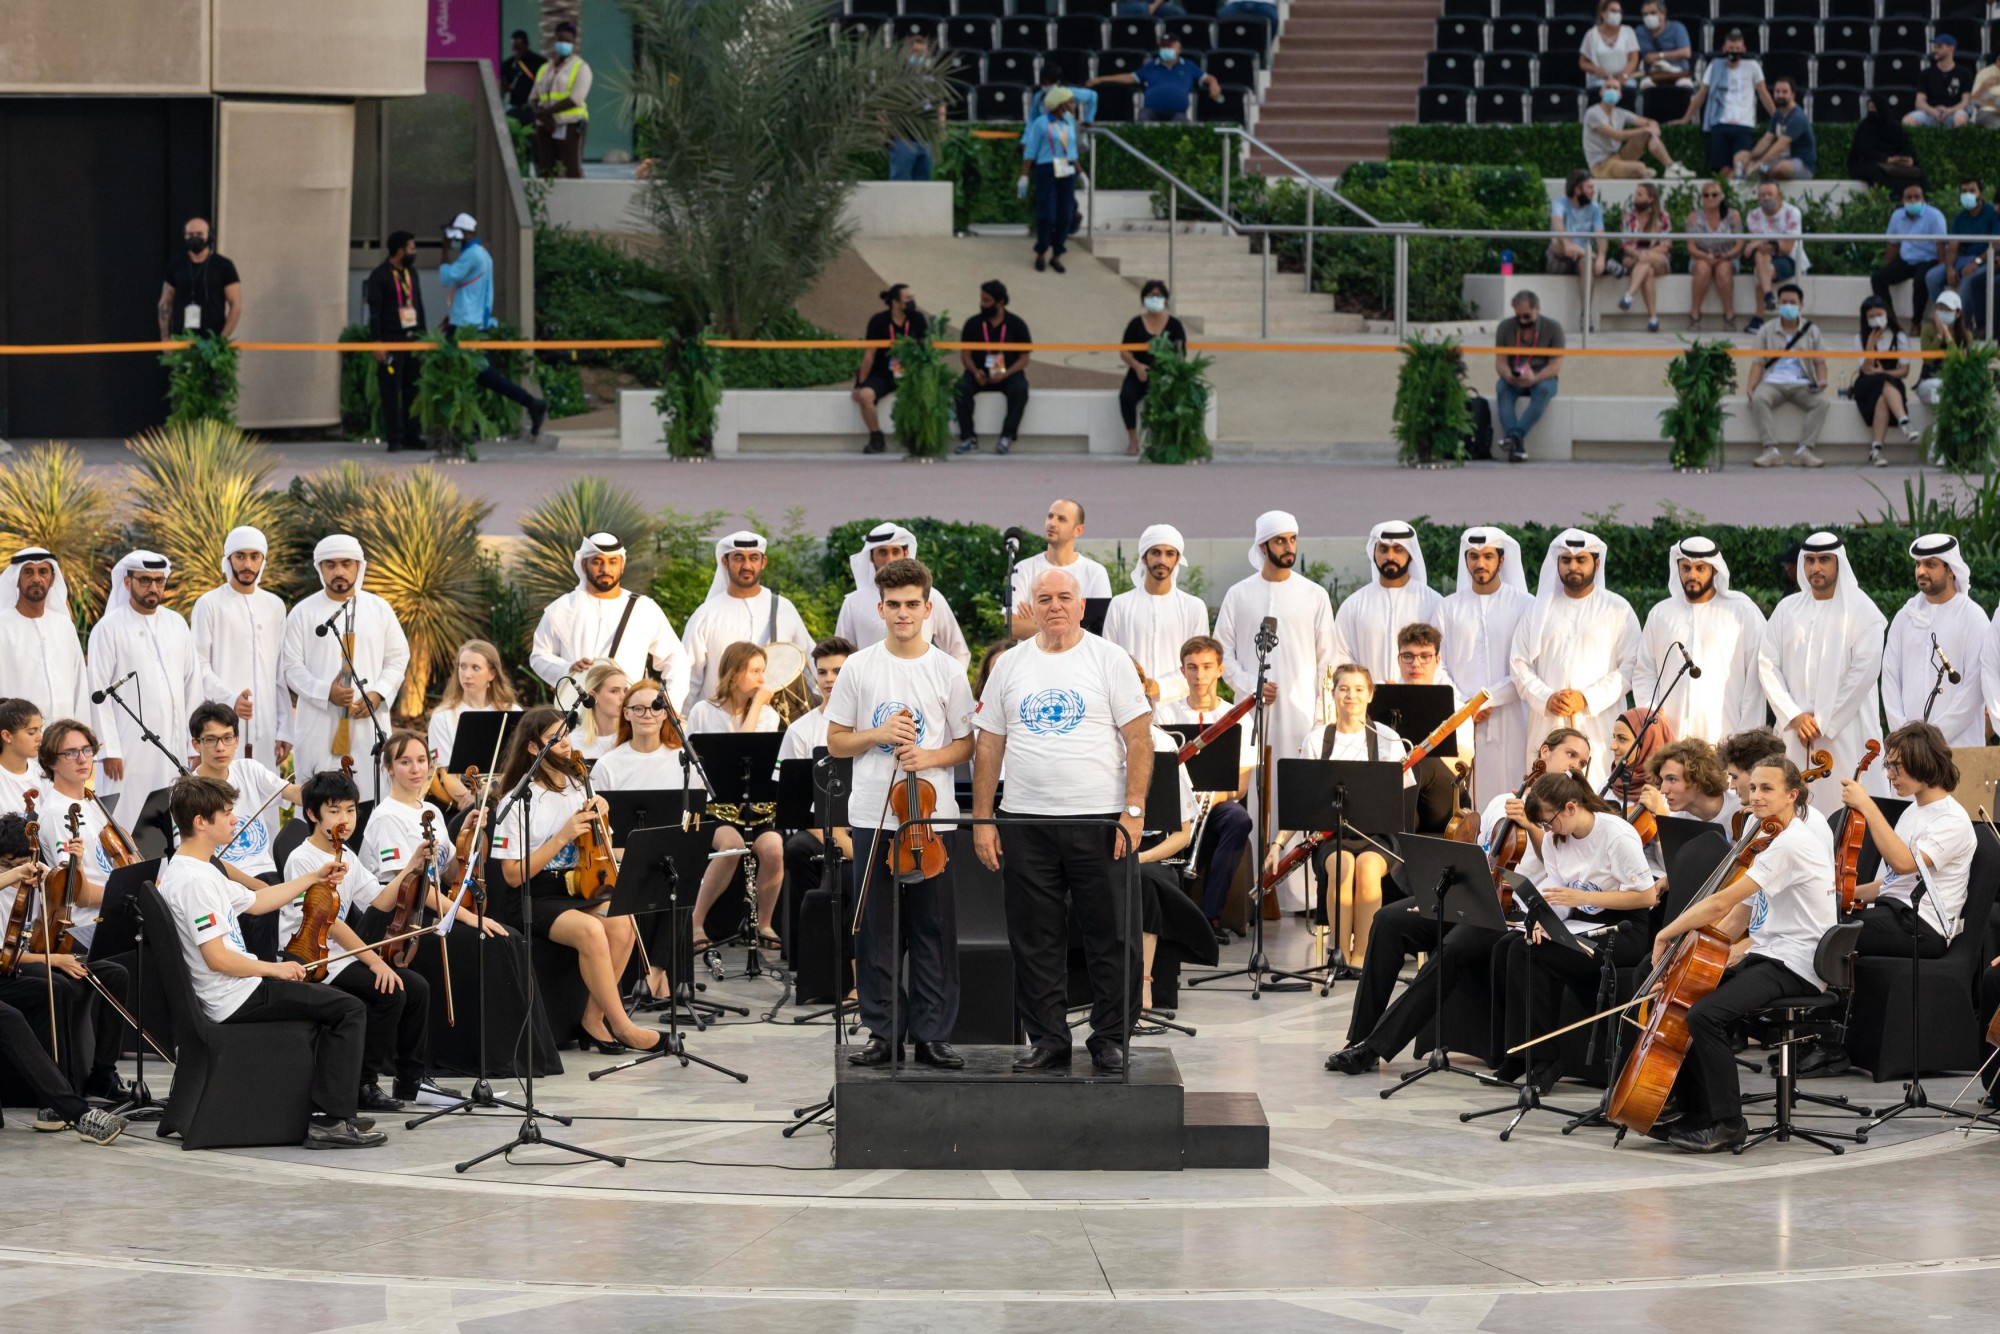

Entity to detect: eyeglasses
[1700,190,1722,198]
[196,733,238,746]
[56,746,96,762]
[1397,651,1438,665]
[1883,758,1905,775]
[625,702,666,716]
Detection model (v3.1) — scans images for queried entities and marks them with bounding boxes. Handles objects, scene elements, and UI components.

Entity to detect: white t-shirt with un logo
[825,641,976,833]
[973,632,1151,816]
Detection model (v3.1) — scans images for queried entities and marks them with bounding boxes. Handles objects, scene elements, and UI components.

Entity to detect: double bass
[1833,740,1883,914]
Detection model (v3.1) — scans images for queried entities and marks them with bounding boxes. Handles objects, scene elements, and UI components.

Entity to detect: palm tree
[0,443,119,624]
[122,421,297,614]
[513,475,661,612]
[620,0,952,339]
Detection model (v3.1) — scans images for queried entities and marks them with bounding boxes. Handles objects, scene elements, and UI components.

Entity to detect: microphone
[1676,642,1703,680]
[1933,633,1962,685]
[1002,526,1023,558]
[556,674,597,711]
[312,605,345,637]
[91,670,138,704]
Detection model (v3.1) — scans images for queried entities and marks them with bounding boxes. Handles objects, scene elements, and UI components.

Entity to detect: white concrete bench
[1466,273,1903,335]
[617,387,1219,456]
[1515,391,1930,464]
[546,179,954,238]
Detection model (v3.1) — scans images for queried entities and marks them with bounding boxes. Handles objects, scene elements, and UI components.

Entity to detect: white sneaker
[1794,447,1826,468]
[1752,446,1784,467]
[1665,162,1696,180]
[1868,443,1888,468]
[1895,417,1915,444]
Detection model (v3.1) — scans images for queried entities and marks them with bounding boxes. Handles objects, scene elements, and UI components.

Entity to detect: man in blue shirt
[1090,38,1221,123]
[1018,90,1083,272]
[438,213,546,438]
[1930,176,2000,335]
[1870,184,1946,327]
[1033,69,1096,238]
[1734,76,1815,182]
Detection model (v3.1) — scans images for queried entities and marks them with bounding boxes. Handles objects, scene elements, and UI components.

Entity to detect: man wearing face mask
[1871,184,1946,329]
[1019,89,1082,273]
[954,280,1032,456]
[1743,180,1804,330]
[1732,76,1815,184]
[1581,83,1685,181]
[1493,290,1565,463]
[1674,29,1772,172]
[1090,37,1221,124]
[1547,171,1622,335]
[1747,282,1828,469]
[439,213,547,440]
[362,231,427,454]
[1929,178,2000,336]
[1635,3,1692,94]
[158,218,242,341]
[529,20,591,179]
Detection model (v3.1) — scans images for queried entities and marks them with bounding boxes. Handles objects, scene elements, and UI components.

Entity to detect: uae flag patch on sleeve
[194,912,218,931]
[492,833,512,853]
[379,847,402,863]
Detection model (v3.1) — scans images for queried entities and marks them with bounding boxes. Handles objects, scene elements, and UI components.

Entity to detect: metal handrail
[1212,126,1384,228]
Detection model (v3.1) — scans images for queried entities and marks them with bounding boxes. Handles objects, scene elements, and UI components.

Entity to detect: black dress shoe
[1012,1045,1071,1072]
[1795,1042,1852,1078]
[1526,1063,1563,1096]
[83,1067,130,1102]
[1034,253,1047,272]
[1050,257,1066,273]
[1089,1045,1126,1073]
[863,431,886,454]
[1667,1117,1748,1154]
[528,397,547,439]
[914,1041,964,1069]
[357,1083,406,1113]
[847,1036,899,1067]
[1324,1044,1379,1075]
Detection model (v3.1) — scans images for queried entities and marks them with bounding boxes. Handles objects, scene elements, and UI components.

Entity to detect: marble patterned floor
[8,919,1999,1333]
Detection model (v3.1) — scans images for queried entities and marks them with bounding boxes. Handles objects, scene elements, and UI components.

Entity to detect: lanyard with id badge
[979,317,1006,375]
[183,258,209,332]
[888,318,910,379]
[1050,119,1075,180]
[392,267,418,331]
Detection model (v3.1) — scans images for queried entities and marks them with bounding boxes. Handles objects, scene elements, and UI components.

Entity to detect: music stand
[1161,724,1242,793]
[1081,597,1111,635]
[590,825,748,1084]
[603,789,701,845]
[133,786,179,859]
[1278,757,1407,985]
[1655,815,1727,879]
[1372,834,1512,1101]
[446,711,519,775]
[1370,685,1459,759]
[778,753,856,1031]
[687,732,786,980]
[89,859,168,1121]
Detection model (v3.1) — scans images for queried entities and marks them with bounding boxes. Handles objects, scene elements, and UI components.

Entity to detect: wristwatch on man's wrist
[1124,805,1144,819]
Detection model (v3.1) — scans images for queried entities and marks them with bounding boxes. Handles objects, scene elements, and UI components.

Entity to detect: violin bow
[217,782,291,859]
[849,708,908,935]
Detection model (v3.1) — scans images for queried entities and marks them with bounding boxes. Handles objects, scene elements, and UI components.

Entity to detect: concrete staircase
[1251,0,1436,179]
[1083,227,1364,337]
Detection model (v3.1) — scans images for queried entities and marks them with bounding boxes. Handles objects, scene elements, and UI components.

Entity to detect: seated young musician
[190,701,298,889]
[1634,736,1731,895]
[1138,661,1203,1028]
[1154,634,1253,942]
[282,766,433,1113]
[572,660,630,763]
[428,639,521,810]
[1650,756,1837,1153]
[490,705,662,1055]
[1262,663,1412,973]
[1393,622,1475,835]
[1493,770,1662,1092]
[1717,727,1791,833]
[683,642,786,955]
[155,774,384,1148]
[1325,727,1592,1076]
[776,638,855,955]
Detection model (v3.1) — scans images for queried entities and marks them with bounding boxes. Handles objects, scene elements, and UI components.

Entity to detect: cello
[1605,813,1787,1137]
[1833,740,1883,914]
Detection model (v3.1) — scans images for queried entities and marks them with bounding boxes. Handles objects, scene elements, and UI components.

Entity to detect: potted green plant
[411,333,498,461]
[1926,340,2000,474]
[887,316,957,461]
[1658,339,1738,472]
[1140,336,1217,464]
[162,333,240,429]
[1391,332,1470,467]
[656,332,722,459]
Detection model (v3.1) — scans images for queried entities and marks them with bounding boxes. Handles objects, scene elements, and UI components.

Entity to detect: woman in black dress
[1851,294,1913,468]
[1118,279,1188,457]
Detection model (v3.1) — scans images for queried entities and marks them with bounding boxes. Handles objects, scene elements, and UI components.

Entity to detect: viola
[31,803,85,957]
[87,780,140,869]
[0,789,41,975]
[1606,813,1787,1136]
[888,748,947,884]
[439,766,488,909]
[383,808,437,963]
[284,818,348,981]
[1833,740,1883,914]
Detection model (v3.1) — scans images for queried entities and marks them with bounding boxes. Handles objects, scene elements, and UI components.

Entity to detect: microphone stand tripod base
[454,1115,624,1174]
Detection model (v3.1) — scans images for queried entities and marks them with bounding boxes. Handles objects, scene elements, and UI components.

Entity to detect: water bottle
[1501,249,1515,277]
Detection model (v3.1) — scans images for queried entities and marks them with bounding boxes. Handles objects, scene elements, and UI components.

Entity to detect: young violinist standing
[1651,757,1837,1153]
[156,774,383,1148]
[684,643,786,953]
[282,767,431,1113]
[491,706,662,1055]
[826,558,974,1068]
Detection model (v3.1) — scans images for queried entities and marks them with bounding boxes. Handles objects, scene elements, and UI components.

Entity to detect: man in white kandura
[0,548,119,773]
[191,526,293,769]
[89,551,232,805]
[679,530,815,712]
[1102,522,1209,705]
[1635,536,1767,745]
[1885,533,1986,749]
[1009,498,1113,637]
[281,535,410,802]
[832,524,971,666]
[1331,520,1444,682]
[529,531,689,707]
[1509,528,1642,786]
[1438,527,1534,810]
[1757,531,1888,816]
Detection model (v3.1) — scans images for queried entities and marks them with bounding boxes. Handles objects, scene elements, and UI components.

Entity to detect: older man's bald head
[1031,566,1081,599]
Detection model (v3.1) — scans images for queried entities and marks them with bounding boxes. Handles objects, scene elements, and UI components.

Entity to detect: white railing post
[1304,190,1315,296]
[1393,233,1408,341]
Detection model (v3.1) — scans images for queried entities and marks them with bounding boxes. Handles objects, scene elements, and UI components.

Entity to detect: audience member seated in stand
[1548,170,1622,334]
[1928,179,2000,337]
[1493,290,1565,465]
[1218,0,1278,26]
[1916,290,1969,408]
[1686,182,1744,332]
[157,774,385,1149]
[1617,182,1672,333]
[1117,0,1183,16]
[1907,33,1973,130]
[1635,3,1692,94]
[1320,730,1593,1078]
[1019,89,1082,276]
[1091,38,1221,125]
[1673,29,1771,174]
[1733,78,1816,184]
[1848,96,1928,195]
[1582,86,1685,183]
[489,705,664,1057]
[1118,280,1187,458]
[1743,180,1804,331]
[1850,297,1916,469]
[1748,283,1829,470]
[1971,58,2000,129]
[1871,184,1947,330]
[953,280,1032,457]
[1154,635,1254,943]
[1260,664,1414,976]
[682,643,787,956]
[1578,1,1641,102]
[888,35,946,182]
[853,283,929,456]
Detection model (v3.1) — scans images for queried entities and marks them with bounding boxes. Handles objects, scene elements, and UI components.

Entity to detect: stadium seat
[1815,53,1869,88]
[1215,18,1271,59]
[1490,17,1544,51]
[1014,0,1056,16]
[1094,82,1138,120]
[1496,0,1547,17]
[1474,87,1529,124]
[891,16,941,43]
[1881,0,1933,18]
[1164,18,1215,51]
[1876,86,1921,120]
[1762,50,1810,90]
[1427,51,1479,86]
[1875,52,1925,86]
[1823,0,1875,17]
[847,0,896,14]
[1098,48,1148,77]
[1417,85,1474,123]
[1110,17,1160,48]
[1711,0,1766,24]
[1484,50,1536,87]
[1198,85,1251,122]
[1812,85,1863,121]
[1046,49,1095,84]
[1205,49,1259,87]
[1769,0,1817,18]
[1000,17,1051,49]
[1877,18,1929,51]
[1765,19,1814,52]
[1540,57,1584,88]
[1546,18,1593,51]
[1549,0,1595,15]
[984,49,1039,83]
[1054,16,1105,49]
[905,0,951,16]
[970,82,1029,120]
[958,0,1007,15]
[1820,20,1872,53]
[836,15,885,42]
[1061,0,1114,15]
[1436,18,1488,51]
[944,18,997,51]
[1444,0,1496,16]
[1698,21,1762,53]
[1180,0,1223,17]
[1532,86,1584,123]
[1936,18,1984,48]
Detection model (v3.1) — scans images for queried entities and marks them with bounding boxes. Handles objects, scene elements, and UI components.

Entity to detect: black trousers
[224,977,367,1121]
[0,960,128,1088]
[999,811,1140,1053]
[1345,902,1444,1045]
[1193,800,1252,921]
[377,350,422,447]
[1978,957,2000,1090]
[443,323,540,412]
[1680,955,1818,1126]
[1360,918,1506,1060]
[0,998,84,1121]
[781,829,827,950]
[1495,923,1648,1071]
[955,370,1030,440]
[1870,255,1937,325]
[327,963,431,1091]
[851,830,960,1043]
[1119,370,1149,430]
[1854,898,1950,959]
